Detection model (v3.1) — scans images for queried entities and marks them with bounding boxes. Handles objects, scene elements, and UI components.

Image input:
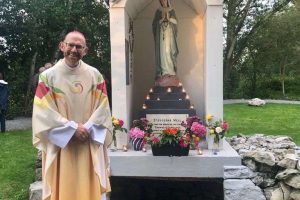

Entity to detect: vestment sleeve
[32,73,69,151]
[48,121,78,148]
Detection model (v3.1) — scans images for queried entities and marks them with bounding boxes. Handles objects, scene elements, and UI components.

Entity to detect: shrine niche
[110,0,223,131]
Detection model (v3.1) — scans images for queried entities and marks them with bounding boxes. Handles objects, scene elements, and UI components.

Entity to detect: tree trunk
[280,56,287,98]
[24,51,38,115]
[52,29,67,63]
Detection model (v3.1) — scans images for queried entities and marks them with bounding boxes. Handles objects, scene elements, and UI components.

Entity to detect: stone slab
[109,140,241,178]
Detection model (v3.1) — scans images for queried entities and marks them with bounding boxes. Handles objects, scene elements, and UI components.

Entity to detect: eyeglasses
[64,42,85,50]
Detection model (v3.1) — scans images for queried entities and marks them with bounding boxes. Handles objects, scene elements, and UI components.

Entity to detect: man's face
[59,32,88,66]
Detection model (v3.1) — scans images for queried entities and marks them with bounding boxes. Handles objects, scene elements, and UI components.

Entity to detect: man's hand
[74,123,90,142]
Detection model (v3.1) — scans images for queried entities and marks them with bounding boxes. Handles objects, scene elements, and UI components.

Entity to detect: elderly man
[32,31,112,200]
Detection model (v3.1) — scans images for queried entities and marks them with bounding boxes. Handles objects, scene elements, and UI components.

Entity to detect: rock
[273,149,295,162]
[277,154,298,169]
[224,166,255,179]
[264,185,279,200]
[224,179,266,200]
[251,173,276,188]
[35,150,42,168]
[35,168,42,181]
[289,189,300,200]
[268,182,291,200]
[283,174,300,189]
[29,181,42,200]
[276,169,300,180]
[273,142,296,149]
[297,161,300,171]
[248,98,266,106]
[244,151,276,166]
[243,158,257,171]
[275,136,293,143]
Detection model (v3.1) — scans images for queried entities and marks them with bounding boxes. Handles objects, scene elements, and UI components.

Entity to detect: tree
[0,0,110,117]
[247,4,300,98]
[223,0,293,98]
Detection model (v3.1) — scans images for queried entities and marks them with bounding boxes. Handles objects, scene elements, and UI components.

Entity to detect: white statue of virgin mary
[152,0,179,87]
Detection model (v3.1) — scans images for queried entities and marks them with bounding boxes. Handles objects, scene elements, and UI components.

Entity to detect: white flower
[215,127,222,133]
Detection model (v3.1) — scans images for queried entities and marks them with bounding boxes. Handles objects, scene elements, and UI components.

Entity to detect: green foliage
[0,0,110,117]
[0,130,37,200]
[223,0,294,98]
[224,103,300,145]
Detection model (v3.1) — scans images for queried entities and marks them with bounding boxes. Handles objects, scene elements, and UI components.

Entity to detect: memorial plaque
[146,114,188,133]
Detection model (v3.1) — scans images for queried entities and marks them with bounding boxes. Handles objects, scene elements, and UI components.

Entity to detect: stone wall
[226,134,300,200]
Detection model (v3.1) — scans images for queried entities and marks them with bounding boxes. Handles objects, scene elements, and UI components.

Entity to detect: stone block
[224,179,266,200]
[29,181,42,200]
[224,165,255,179]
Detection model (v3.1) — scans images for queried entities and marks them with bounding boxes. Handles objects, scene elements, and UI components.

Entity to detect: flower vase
[131,138,144,151]
[114,130,128,149]
[207,133,224,151]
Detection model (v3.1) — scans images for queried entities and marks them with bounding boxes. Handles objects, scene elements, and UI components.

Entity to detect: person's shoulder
[81,61,102,75]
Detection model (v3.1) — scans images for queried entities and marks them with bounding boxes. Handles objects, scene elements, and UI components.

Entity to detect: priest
[32,31,112,200]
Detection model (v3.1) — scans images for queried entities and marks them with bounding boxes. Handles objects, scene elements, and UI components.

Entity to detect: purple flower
[186,116,202,128]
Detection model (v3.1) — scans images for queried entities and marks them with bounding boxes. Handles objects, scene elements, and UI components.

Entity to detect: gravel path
[224,99,300,104]
[6,117,32,131]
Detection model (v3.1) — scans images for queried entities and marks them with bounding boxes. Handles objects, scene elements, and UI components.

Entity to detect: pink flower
[119,119,124,127]
[129,127,145,139]
[152,136,160,144]
[190,122,206,137]
[222,121,229,130]
[179,138,189,148]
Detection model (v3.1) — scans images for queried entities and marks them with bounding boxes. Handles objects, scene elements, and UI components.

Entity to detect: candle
[123,145,128,152]
[157,97,160,101]
[149,88,153,93]
[142,104,147,109]
[182,88,186,92]
[190,105,194,109]
[146,95,150,100]
[179,82,182,86]
[186,95,189,99]
[167,88,172,93]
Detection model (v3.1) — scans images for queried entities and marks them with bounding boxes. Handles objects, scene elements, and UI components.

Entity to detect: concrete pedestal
[109,140,241,178]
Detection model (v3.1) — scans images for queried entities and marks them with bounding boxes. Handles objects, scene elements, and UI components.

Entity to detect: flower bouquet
[129,118,153,151]
[206,114,229,151]
[181,116,206,149]
[112,116,127,149]
[147,127,190,156]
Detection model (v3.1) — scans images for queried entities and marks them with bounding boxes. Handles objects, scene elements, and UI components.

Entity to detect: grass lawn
[224,103,300,145]
[0,130,37,200]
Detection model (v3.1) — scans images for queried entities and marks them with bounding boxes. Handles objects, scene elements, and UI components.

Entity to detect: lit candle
[197,149,203,155]
[157,97,160,101]
[182,88,186,92]
[123,145,128,152]
[179,82,182,86]
[186,95,189,99]
[149,88,153,93]
[190,105,194,109]
[146,95,150,100]
[142,104,147,109]
[167,88,172,93]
